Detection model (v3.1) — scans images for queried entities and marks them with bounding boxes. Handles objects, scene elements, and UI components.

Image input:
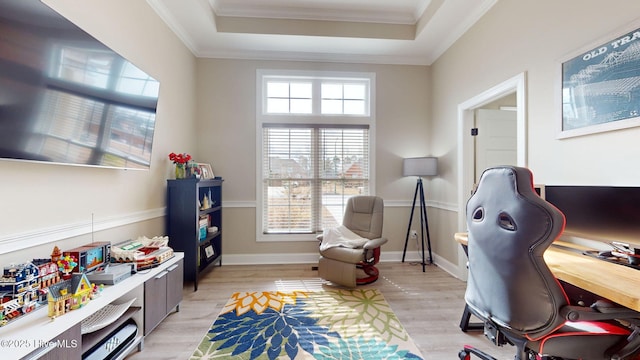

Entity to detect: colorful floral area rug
[190,289,424,360]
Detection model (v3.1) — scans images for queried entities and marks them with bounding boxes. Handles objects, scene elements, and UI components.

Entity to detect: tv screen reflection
[0,0,159,169]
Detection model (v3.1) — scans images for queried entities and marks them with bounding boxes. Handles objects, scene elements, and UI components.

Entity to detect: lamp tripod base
[401,177,433,271]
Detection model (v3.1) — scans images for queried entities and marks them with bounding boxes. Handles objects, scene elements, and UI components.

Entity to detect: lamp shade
[403,157,437,177]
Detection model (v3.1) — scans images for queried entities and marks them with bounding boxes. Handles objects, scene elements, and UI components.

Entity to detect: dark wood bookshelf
[167,178,223,291]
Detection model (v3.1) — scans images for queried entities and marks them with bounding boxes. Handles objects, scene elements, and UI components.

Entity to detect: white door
[474,109,517,183]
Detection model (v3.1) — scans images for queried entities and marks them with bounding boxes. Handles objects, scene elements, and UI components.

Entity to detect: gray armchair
[318,196,388,287]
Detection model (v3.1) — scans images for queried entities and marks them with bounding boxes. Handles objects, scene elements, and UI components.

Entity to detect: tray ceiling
[147,0,497,65]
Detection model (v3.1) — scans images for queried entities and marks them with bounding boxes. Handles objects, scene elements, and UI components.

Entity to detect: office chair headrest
[464,166,567,339]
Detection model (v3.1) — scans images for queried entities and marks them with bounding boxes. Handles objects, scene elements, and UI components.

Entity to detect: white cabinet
[0,253,184,360]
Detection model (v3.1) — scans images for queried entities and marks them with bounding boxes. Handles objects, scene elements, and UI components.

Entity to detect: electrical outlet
[410,230,418,240]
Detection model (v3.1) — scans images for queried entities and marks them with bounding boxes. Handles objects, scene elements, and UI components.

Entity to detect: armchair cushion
[320,246,367,264]
[319,225,369,252]
[318,225,387,263]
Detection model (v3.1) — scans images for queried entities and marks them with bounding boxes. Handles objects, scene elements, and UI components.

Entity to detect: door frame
[455,72,527,279]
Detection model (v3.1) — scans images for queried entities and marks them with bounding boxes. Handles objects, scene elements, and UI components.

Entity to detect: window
[262,125,369,234]
[266,81,313,114]
[257,70,375,240]
[321,82,367,115]
[261,73,370,116]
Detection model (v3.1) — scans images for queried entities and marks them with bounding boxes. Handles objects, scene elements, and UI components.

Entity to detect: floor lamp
[401,157,437,272]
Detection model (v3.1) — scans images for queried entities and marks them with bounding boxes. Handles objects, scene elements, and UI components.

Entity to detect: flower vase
[175,164,186,179]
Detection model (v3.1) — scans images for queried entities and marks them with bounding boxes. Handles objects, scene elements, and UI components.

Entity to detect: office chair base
[459,304,484,332]
[460,345,553,360]
[458,345,497,360]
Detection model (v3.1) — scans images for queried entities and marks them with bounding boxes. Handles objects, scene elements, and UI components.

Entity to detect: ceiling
[147,0,497,65]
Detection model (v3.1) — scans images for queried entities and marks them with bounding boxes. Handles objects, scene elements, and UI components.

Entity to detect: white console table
[0,252,184,360]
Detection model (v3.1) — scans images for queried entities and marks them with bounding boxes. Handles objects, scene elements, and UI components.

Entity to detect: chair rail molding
[385,199,457,212]
[0,208,165,254]
[222,200,456,211]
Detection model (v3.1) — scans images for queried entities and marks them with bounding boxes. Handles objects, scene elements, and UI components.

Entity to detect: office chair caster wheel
[458,349,471,360]
[458,345,496,360]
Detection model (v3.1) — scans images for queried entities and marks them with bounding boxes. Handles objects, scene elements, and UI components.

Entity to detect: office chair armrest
[363,237,387,250]
[561,305,640,322]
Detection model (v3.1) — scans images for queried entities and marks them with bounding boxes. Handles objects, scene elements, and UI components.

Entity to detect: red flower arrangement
[169,152,197,179]
[168,152,192,165]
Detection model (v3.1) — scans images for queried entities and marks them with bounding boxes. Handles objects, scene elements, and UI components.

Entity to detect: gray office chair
[318,196,387,288]
[459,166,640,360]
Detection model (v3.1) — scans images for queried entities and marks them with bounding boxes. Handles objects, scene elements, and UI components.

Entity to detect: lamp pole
[402,177,433,272]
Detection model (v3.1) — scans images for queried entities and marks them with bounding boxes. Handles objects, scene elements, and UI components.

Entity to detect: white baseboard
[221,250,425,265]
[220,249,465,283]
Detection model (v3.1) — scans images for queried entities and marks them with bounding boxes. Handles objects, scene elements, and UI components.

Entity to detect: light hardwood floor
[126,262,515,359]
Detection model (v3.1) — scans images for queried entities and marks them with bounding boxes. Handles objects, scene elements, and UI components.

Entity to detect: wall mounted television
[0,0,160,170]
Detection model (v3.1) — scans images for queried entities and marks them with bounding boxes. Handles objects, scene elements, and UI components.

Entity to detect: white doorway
[455,72,527,279]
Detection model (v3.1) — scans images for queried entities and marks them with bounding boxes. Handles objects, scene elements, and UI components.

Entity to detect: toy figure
[57,255,78,280]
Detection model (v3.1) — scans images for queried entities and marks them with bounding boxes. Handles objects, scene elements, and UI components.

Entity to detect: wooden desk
[455,232,640,312]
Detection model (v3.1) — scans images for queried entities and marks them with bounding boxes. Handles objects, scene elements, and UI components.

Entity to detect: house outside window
[257,70,376,241]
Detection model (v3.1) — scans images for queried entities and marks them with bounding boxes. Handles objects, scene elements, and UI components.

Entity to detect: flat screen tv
[0,0,160,170]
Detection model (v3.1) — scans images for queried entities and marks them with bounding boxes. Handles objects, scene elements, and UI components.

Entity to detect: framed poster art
[204,245,215,259]
[558,22,640,139]
[197,163,214,179]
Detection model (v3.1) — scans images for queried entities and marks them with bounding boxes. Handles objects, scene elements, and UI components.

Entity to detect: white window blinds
[262,124,369,234]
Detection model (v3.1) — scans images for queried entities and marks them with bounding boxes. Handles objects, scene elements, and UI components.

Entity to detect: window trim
[256,69,376,242]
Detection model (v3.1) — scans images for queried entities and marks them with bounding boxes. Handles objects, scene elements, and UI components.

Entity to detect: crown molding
[196,48,431,66]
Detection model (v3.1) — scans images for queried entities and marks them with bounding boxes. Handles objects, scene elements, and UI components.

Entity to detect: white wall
[430,0,640,268]
[0,0,197,263]
[195,59,432,260]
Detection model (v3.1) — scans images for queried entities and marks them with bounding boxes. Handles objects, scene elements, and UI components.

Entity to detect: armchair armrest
[363,237,387,250]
